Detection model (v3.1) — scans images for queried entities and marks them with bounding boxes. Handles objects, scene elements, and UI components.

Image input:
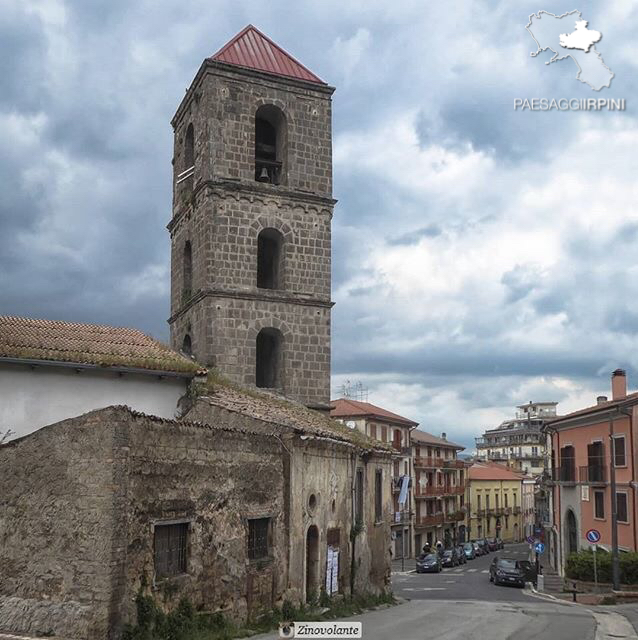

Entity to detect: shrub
[566,550,638,584]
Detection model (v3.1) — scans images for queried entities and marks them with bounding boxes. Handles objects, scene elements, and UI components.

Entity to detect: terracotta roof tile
[468,462,524,481]
[330,398,418,427]
[192,379,392,453]
[0,316,204,376]
[411,429,464,450]
[210,25,325,85]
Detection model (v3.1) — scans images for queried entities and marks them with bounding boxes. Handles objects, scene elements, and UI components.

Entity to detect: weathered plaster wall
[0,363,188,438]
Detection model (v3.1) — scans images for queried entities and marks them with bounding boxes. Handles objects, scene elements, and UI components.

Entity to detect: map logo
[526,10,613,91]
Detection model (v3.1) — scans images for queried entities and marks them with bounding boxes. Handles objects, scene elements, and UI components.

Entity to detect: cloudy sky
[3,0,638,448]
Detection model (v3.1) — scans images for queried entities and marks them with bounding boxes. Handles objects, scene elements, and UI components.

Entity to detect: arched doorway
[565,509,578,556]
[306,525,319,602]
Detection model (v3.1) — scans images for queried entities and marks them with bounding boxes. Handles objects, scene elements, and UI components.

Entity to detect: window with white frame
[616,492,629,523]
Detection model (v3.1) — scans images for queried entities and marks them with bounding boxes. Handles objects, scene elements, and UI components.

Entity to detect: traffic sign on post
[534,542,545,554]
[586,529,601,544]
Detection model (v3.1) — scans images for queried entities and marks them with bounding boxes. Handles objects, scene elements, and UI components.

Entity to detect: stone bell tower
[167,25,335,409]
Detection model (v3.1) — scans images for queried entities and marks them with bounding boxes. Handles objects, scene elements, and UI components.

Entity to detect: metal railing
[414,484,465,498]
[442,459,466,469]
[415,513,444,527]
[579,465,607,484]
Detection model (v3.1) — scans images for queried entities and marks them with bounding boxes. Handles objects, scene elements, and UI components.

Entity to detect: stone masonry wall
[119,410,287,631]
[0,411,119,639]
[168,62,334,408]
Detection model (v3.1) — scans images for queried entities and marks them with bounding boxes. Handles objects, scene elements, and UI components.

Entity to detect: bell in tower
[167,25,335,410]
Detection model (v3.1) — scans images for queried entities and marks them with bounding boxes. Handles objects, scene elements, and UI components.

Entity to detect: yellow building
[466,462,524,543]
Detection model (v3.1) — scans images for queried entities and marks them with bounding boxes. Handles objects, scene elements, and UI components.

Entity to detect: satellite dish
[346,420,356,429]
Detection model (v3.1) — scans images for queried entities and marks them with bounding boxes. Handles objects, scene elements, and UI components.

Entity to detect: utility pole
[609,412,620,591]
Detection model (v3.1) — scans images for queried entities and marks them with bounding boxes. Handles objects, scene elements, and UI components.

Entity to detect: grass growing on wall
[122,591,396,640]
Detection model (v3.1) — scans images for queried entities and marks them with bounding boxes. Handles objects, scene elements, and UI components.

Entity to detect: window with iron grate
[248,517,271,560]
[154,522,188,578]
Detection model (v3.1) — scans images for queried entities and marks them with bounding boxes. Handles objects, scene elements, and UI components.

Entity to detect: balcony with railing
[445,510,465,523]
[442,459,466,469]
[414,456,442,468]
[393,510,412,524]
[579,464,607,485]
[512,506,521,515]
[550,463,577,484]
[415,513,444,527]
[414,483,465,498]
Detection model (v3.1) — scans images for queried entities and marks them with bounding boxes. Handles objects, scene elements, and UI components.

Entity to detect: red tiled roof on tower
[210,25,325,85]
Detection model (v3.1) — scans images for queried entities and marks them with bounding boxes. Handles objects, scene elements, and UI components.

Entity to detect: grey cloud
[388,224,442,246]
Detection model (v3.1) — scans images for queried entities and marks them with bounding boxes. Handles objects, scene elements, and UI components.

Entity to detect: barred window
[154,522,188,578]
[248,517,271,560]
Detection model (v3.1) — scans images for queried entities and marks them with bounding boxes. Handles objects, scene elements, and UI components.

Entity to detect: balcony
[550,465,576,484]
[512,506,521,515]
[392,443,412,456]
[393,510,411,525]
[442,459,466,469]
[414,456,441,468]
[579,465,607,485]
[415,513,444,527]
[445,510,465,523]
[415,483,465,498]
[476,509,486,517]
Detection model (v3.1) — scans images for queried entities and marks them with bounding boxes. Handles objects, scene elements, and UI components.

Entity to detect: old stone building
[168,24,334,410]
[0,25,394,640]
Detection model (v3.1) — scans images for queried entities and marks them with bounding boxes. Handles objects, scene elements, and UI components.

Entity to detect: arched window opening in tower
[176,123,195,193]
[183,241,192,299]
[255,105,286,185]
[256,328,283,389]
[182,334,192,357]
[257,229,283,289]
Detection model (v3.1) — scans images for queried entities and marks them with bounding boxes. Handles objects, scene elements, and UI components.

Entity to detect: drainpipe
[618,405,637,552]
[609,411,620,591]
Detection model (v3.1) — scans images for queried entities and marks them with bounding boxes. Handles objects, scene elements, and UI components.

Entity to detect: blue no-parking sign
[534,542,545,553]
[586,529,601,544]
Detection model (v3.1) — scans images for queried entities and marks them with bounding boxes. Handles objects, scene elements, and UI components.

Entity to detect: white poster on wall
[331,550,339,594]
[325,547,334,593]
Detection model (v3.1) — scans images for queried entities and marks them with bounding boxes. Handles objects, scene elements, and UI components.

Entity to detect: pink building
[547,370,638,575]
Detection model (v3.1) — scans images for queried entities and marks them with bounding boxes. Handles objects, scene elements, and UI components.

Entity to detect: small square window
[248,517,271,560]
[154,522,188,578]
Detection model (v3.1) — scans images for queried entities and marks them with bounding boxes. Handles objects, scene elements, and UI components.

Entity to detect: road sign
[586,529,601,543]
[534,542,545,554]
[535,527,542,535]
[526,536,534,544]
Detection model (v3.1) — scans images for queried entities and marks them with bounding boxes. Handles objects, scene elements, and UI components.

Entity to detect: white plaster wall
[0,364,188,438]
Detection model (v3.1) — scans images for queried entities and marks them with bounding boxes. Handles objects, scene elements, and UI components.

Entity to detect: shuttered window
[154,523,188,578]
[248,518,271,560]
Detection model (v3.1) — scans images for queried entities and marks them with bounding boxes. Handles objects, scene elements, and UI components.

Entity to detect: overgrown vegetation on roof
[192,370,393,453]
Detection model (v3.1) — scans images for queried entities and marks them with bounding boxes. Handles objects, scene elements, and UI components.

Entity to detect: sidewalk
[391,557,414,573]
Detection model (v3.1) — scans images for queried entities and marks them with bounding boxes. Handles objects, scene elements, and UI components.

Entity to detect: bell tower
[167,25,335,409]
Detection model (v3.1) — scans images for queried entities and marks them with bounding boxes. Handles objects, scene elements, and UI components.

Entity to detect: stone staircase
[541,572,564,594]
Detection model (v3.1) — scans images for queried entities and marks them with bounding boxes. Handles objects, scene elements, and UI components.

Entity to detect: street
[392,542,534,602]
[254,543,638,640]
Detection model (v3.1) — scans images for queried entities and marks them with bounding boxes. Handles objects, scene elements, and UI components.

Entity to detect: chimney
[441,432,447,441]
[597,396,608,405]
[611,369,627,401]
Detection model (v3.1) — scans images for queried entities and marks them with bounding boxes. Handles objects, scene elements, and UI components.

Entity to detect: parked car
[456,545,467,564]
[495,537,504,549]
[489,557,526,587]
[476,539,489,555]
[441,548,459,567]
[416,553,442,573]
[471,541,484,556]
[517,559,537,585]
[463,542,476,560]
[487,538,499,552]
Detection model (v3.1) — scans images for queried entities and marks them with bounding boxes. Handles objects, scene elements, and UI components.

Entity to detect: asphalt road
[392,542,535,602]
[253,599,603,640]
